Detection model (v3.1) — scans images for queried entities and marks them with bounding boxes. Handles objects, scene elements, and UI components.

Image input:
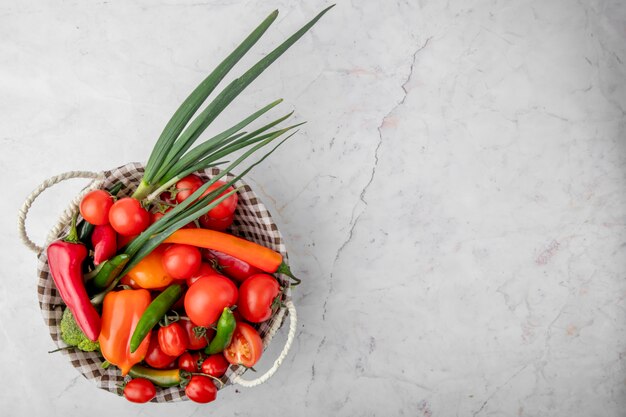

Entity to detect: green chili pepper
[91,254,130,290]
[129,284,183,353]
[77,220,95,246]
[128,365,182,387]
[205,307,236,354]
[84,262,105,281]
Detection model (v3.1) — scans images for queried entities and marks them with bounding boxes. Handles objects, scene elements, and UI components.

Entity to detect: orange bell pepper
[125,245,173,289]
[99,289,151,375]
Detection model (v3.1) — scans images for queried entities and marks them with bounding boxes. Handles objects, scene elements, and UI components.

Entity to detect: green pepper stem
[276,262,301,286]
[65,213,79,243]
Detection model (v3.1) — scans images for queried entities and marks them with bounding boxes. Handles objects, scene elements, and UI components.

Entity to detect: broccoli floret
[60,307,100,352]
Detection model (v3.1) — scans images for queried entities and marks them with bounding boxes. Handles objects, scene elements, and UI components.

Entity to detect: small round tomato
[201,354,229,378]
[187,263,221,287]
[124,378,156,403]
[117,232,138,250]
[158,322,188,357]
[185,375,217,403]
[175,174,204,203]
[151,208,197,229]
[80,190,113,225]
[144,331,177,369]
[238,274,281,323]
[126,245,173,289]
[182,318,212,350]
[185,275,238,327]
[224,322,263,367]
[109,198,150,236]
[178,351,203,372]
[162,244,201,280]
[199,180,238,219]
[199,212,234,231]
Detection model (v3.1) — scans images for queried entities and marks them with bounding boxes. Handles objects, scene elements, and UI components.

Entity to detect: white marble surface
[1,0,626,415]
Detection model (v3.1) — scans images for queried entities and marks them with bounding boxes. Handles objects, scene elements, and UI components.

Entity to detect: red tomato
[187,263,221,287]
[199,212,234,231]
[178,351,203,372]
[223,322,263,367]
[120,274,142,290]
[159,190,176,204]
[203,250,262,283]
[199,180,238,219]
[158,322,188,357]
[181,318,212,350]
[109,198,150,236]
[117,233,138,250]
[187,271,225,288]
[80,190,113,225]
[201,354,229,378]
[162,244,202,280]
[123,378,156,403]
[144,331,176,369]
[185,276,238,327]
[185,375,217,403]
[175,174,204,203]
[238,274,281,323]
[151,209,197,229]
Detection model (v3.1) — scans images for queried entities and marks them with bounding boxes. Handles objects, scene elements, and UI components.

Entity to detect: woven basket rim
[36,162,291,402]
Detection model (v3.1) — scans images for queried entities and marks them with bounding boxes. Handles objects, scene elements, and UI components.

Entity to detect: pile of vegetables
[46,6,332,404]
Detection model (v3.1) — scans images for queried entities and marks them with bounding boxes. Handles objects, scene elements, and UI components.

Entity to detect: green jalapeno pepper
[205,307,236,354]
[91,254,130,290]
[128,365,182,387]
[129,284,183,352]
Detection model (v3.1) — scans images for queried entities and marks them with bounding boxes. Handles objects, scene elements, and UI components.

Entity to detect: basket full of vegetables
[17,6,332,404]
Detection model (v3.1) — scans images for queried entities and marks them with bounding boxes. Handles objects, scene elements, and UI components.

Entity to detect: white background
[1,0,626,416]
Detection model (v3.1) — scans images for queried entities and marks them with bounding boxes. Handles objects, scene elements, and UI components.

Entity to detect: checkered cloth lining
[36,162,291,402]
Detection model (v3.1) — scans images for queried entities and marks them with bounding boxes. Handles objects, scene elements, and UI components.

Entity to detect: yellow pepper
[125,245,173,289]
[98,289,151,375]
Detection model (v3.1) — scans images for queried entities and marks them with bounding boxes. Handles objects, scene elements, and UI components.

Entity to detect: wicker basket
[18,162,297,402]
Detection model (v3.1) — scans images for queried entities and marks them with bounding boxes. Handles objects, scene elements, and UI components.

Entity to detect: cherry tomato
[151,209,197,229]
[178,351,203,372]
[201,354,229,378]
[185,275,238,327]
[109,198,150,236]
[117,232,138,250]
[123,378,156,403]
[187,263,221,287]
[223,322,263,367]
[238,274,281,323]
[203,250,262,283]
[162,244,202,280]
[144,330,177,369]
[80,190,113,225]
[182,318,212,350]
[175,174,204,203]
[185,375,217,403]
[120,274,142,290]
[126,244,173,289]
[158,322,188,357]
[199,212,234,231]
[199,180,238,219]
[158,190,176,205]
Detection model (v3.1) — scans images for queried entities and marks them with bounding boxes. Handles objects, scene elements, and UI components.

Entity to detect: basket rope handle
[18,171,105,254]
[231,299,298,387]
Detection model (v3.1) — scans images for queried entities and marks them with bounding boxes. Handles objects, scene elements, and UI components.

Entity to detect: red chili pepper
[91,224,117,265]
[47,214,101,341]
[203,249,262,283]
